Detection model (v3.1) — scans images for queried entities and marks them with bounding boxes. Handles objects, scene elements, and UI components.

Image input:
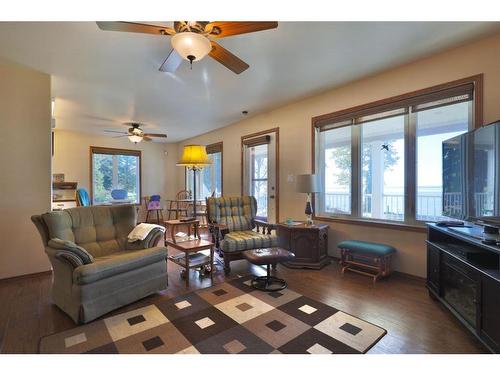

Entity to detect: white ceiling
[0,21,498,142]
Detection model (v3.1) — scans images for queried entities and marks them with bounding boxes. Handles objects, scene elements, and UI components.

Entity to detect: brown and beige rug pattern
[40,275,386,354]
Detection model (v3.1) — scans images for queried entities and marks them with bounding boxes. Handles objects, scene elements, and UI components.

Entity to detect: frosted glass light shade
[128,134,143,143]
[171,32,212,61]
[177,145,212,168]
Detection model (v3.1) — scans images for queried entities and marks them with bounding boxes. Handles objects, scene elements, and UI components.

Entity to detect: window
[416,101,470,221]
[361,115,405,221]
[313,76,481,225]
[186,142,223,199]
[318,125,352,214]
[90,147,141,205]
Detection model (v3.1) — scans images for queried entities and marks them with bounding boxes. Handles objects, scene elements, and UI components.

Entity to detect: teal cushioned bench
[337,240,396,256]
[338,240,396,283]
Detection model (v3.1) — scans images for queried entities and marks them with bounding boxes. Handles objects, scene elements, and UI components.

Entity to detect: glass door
[249,144,269,219]
[242,131,278,223]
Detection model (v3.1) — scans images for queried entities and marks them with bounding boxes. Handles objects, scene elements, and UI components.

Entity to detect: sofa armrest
[48,238,94,264]
[45,246,81,269]
[254,219,277,234]
[126,228,163,250]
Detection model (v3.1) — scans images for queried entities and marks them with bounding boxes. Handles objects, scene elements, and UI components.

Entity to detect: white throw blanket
[128,223,165,242]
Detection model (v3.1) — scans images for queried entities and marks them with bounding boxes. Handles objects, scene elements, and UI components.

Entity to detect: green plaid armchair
[206,196,278,274]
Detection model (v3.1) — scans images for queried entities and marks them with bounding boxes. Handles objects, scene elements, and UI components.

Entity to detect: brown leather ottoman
[242,248,295,291]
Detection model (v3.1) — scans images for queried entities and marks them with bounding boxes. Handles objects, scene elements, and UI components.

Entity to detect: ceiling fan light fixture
[128,134,143,144]
[171,32,211,62]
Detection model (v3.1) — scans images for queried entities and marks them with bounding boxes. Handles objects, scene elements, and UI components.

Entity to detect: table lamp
[296,174,321,225]
[176,145,212,223]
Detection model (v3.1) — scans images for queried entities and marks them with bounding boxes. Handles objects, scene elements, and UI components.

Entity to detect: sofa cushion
[222,230,279,253]
[206,196,256,231]
[337,240,396,256]
[73,246,167,285]
[48,238,94,264]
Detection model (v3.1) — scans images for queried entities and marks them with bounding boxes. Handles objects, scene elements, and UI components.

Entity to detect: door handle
[269,195,275,199]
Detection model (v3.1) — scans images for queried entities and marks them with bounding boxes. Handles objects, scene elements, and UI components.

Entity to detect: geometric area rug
[39,275,386,354]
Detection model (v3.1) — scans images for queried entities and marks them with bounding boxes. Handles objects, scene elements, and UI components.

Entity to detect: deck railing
[323,191,488,221]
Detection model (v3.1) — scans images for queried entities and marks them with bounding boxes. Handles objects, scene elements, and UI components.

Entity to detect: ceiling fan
[104,122,168,144]
[96,21,278,74]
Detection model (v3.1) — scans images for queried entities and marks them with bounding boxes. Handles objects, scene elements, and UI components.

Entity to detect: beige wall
[0,58,52,279]
[52,129,178,220]
[175,32,500,278]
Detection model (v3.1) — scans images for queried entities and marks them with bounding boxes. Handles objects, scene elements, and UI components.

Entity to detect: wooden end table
[277,222,330,269]
[165,238,215,287]
[163,219,200,244]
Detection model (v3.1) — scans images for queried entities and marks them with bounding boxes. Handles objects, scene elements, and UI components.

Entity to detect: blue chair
[76,188,91,207]
[144,195,163,223]
[111,189,128,200]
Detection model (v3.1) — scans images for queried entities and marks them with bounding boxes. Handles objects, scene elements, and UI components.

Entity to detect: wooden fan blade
[159,49,183,73]
[144,133,168,138]
[96,22,175,36]
[104,130,128,134]
[209,41,249,74]
[112,135,128,138]
[206,22,277,38]
[143,136,153,142]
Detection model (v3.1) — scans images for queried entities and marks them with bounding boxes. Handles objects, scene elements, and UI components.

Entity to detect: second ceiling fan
[96,21,278,74]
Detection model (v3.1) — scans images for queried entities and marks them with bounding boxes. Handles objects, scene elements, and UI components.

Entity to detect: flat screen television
[443,120,500,224]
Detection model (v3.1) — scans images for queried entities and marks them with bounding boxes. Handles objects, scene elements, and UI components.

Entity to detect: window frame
[89,146,142,205]
[311,74,483,232]
[185,142,223,198]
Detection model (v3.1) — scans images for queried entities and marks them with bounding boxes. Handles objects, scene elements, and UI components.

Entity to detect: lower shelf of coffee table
[168,250,211,268]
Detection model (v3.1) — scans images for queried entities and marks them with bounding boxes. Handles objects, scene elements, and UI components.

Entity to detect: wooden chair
[166,190,191,220]
[143,195,164,224]
[196,191,215,226]
[206,196,277,274]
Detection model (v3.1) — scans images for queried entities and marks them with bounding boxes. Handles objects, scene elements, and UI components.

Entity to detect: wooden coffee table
[165,238,215,287]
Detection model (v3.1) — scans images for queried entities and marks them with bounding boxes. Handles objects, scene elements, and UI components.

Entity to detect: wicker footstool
[242,248,295,291]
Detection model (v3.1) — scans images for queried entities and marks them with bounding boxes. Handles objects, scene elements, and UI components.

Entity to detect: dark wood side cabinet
[277,223,330,269]
[427,223,500,353]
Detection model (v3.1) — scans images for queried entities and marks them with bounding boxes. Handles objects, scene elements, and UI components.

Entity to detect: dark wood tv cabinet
[427,223,500,353]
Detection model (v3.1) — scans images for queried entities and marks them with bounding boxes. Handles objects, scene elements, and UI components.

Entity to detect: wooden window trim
[311,74,484,229]
[206,141,223,155]
[242,135,271,147]
[314,215,427,233]
[312,74,483,130]
[207,142,223,196]
[89,146,142,205]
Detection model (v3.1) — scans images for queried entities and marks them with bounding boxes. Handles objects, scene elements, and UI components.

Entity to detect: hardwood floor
[0,257,487,354]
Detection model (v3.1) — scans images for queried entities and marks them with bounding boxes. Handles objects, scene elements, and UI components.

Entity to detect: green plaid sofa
[206,196,278,274]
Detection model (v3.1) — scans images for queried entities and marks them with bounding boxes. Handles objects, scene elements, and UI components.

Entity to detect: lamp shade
[177,145,212,168]
[171,32,212,62]
[296,174,321,193]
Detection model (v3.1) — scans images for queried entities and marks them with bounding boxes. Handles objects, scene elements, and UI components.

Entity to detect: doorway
[241,128,279,223]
